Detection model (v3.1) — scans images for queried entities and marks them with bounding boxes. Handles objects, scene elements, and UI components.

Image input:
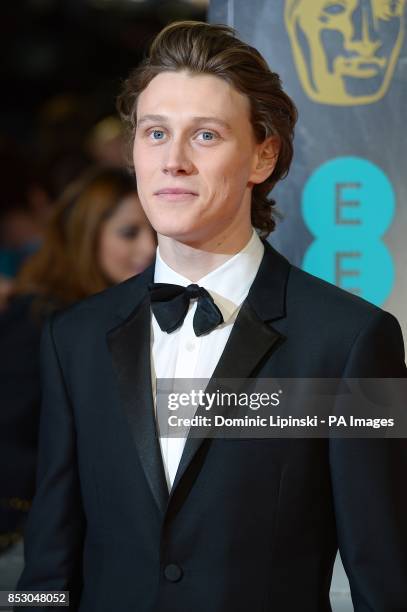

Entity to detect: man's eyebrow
[136,114,232,131]
[193,116,232,131]
[136,114,165,127]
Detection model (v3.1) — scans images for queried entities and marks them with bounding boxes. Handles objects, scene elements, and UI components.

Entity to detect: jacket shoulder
[287,264,381,323]
[280,265,405,376]
[50,272,150,340]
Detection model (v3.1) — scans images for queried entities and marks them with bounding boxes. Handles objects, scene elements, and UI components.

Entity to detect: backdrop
[209,0,407,344]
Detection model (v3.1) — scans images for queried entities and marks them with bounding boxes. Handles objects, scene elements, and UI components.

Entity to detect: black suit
[17,241,407,611]
[0,296,42,547]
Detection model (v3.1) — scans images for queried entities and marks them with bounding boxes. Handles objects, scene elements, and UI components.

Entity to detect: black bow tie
[148,282,224,336]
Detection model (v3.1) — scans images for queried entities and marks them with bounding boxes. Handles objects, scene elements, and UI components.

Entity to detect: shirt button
[164,563,183,582]
[185,340,196,352]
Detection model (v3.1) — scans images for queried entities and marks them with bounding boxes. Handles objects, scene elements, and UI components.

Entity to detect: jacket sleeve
[329,310,407,611]
[16,316,85,611]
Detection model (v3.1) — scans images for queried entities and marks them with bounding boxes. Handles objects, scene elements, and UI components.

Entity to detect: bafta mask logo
[285,0,406,105]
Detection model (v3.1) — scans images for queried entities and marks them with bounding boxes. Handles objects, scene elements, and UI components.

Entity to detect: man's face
[133,71,272,246]
[285,0,405,105]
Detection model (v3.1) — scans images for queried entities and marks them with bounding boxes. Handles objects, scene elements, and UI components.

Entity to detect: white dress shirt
[151,229,264,490]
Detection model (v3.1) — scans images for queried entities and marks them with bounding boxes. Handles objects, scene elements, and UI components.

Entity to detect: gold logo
[285,0,406,105]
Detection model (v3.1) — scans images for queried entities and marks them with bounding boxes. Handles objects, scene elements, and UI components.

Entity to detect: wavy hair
[14,167,138,310]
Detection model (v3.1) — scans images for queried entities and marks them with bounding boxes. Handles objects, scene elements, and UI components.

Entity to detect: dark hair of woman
[14,167,151,313]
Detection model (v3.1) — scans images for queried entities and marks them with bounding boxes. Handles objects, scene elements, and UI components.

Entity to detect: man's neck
[157,226,253,282]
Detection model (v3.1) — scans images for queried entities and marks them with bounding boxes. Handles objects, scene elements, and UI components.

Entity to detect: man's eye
[149,129,165,140]
[197,131,217,141]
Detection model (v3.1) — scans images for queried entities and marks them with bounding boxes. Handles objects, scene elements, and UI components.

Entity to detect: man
[17,21,407,611]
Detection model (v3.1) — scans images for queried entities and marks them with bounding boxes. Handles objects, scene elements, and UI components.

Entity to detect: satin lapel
[170,241,290,497]
[107,294,169,516]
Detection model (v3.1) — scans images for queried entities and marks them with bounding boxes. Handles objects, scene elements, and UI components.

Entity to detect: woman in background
[16,166,155,307]
[0,167,156,554]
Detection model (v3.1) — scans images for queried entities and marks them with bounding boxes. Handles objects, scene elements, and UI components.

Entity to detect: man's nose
[162,138,194,175]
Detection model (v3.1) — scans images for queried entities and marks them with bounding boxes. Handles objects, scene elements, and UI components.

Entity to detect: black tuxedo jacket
[17,241,407,611]
[0,295,43,546]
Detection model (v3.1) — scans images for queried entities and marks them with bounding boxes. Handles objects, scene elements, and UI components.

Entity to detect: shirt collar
[153,229,264,324]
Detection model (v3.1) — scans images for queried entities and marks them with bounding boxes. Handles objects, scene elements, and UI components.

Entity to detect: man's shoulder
[51,271,150,339]
[262,241,381,326]
[285,263,404,348]
[288,264,379,319]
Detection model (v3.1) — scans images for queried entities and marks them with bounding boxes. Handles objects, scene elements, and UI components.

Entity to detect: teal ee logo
[302,157,395,306]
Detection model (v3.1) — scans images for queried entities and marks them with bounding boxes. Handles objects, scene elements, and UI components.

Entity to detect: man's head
[117,21,297,245]
[285,0,406,105]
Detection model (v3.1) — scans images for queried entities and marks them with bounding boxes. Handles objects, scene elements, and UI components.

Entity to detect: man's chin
[156,225,210,246]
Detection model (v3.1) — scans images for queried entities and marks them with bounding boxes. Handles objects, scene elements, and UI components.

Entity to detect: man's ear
[249,136,280,185]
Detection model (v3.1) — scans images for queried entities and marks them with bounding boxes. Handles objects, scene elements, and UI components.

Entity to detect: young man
[17,21,407,611]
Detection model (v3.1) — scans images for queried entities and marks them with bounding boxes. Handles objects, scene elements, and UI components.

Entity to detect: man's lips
[154,188,199,201]
[155,188,198,195]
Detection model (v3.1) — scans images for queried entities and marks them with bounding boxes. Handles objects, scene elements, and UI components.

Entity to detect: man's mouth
[155,188,198,194]
[154,188,199,201]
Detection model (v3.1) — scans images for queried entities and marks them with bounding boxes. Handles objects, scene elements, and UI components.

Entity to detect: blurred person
[16,21,407,612]
[85,115,126,168]
[0,147,92,290]
[0,141,89,285]
[15,166,156,303]
[0,143,50,280]
[0,166,155,558]
[0,276,14,312]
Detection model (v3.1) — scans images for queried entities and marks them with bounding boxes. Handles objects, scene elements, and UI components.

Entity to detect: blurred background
[0,0,208,287]
[0,0,208,600]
